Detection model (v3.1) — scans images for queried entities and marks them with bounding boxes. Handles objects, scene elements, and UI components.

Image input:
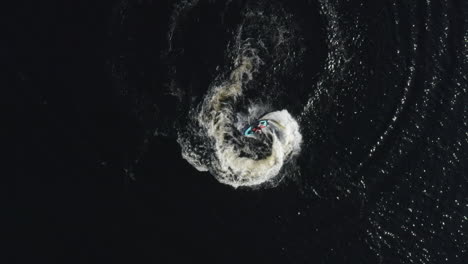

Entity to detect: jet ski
[244,120,269,136]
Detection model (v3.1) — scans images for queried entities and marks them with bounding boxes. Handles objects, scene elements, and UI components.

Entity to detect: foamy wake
[178,18,302,188]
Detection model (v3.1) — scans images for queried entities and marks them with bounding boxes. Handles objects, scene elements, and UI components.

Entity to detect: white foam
[178,44,302,187]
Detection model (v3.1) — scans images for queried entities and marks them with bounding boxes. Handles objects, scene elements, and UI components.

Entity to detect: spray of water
[178,12,302,188]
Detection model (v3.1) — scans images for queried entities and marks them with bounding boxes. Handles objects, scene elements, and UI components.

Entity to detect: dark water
[12,0,467,263]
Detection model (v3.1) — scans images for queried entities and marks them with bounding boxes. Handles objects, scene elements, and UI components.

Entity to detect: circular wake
[109,0,468,261]
[178,9,302,188]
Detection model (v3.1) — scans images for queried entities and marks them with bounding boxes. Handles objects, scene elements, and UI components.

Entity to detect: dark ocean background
[11,0,467,263]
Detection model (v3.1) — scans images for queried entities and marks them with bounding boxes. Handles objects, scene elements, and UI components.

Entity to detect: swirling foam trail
[178,41,302,188]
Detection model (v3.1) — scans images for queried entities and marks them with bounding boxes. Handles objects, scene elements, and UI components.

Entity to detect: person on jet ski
[244,120,269,136]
